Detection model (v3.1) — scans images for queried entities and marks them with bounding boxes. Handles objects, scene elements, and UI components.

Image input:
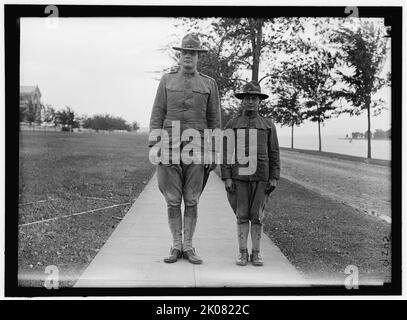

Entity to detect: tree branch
[258,74,278,83]
[234,59,253,68]
[231,78,250,84]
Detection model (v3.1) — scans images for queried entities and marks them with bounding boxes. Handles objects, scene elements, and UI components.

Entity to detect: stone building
[20,85,42,123]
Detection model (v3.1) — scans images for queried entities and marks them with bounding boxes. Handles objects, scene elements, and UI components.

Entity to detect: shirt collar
[180,68,198,77]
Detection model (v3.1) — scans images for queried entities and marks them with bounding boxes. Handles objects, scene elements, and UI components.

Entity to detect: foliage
[295,48,340,124]
[131,121,140,132]
[55,107,79,129]
[25,100,38,125]
[373,128,391,139]
[351,132,365,139]
[42,104,56,125]
[331,20,389,157]
[263,56,307,125]
[83,114,131,131]
[331,20,389,116]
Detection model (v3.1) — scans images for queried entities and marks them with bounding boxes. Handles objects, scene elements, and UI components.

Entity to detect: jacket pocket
[166,85,184,107]
[192,87,210,114]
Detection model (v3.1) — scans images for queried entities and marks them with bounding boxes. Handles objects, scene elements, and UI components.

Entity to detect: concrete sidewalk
[75,172,307,287]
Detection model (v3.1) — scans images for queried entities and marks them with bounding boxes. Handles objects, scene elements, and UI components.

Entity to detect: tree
[374,128,390,140]
[83,114,131,131]
[25,100,37,126]
[331,20,389,158]
[19,105,27,123]
[43,104,56,126]
[200,18,302,82]
[55,107,78,131]
[298,48,340,152]
[262,61,306,149]
[386,128,391,139]
[269,19,343,153]
[352,132,364,139]
[267,90,304,149]
[364,130,373,139]
[131,121,140,132]
[373,129,385,139]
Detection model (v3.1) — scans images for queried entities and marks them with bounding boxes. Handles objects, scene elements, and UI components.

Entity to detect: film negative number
[345,6,359,18]
[44,5,59,29]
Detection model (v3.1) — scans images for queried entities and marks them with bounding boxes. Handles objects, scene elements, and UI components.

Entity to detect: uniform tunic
[149,69,221,208]
[221,112,280,224]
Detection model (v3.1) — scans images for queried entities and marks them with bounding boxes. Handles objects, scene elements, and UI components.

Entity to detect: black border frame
[5,5,402,297]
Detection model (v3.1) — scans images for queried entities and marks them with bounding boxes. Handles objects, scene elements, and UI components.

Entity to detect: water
[278,135,391,160]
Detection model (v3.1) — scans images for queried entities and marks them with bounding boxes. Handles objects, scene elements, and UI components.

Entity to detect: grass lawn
[18,131,156,287]
[262,178,391,285]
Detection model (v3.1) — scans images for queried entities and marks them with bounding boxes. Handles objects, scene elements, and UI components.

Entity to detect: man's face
[242,94,260,112]
[179,50,198,70]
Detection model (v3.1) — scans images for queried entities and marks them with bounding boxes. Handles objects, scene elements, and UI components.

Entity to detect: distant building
[20,85,42,123]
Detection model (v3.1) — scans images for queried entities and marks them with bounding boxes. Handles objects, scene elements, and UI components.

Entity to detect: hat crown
[242,80,262,93]
[172,33,208,52]
[181,33,202,50]
[235,80,269,100]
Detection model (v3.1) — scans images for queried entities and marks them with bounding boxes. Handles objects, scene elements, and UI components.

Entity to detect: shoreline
[338,137,391,141]
[280,147,391,167]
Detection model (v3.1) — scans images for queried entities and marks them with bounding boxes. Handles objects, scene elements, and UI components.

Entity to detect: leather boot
[250,250,264,266]
[237,221,249,251]
[236,221,249,265]
[250,224,263,266]
[183,205,198,251]
[236,249,249,266]
[183,205,202,264]
[164,247,183,263]
[183,247,203,264]
[167,206,182,250]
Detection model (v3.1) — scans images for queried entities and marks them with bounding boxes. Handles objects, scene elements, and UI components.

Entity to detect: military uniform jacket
[221,113,280,182]
[149,69,221,152]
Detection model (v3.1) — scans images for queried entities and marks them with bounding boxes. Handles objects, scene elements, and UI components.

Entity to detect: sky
[20,17,392,137]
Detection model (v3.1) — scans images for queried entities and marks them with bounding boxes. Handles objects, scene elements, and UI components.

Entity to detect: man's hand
[265,178,277,194]
[224,178,235,193]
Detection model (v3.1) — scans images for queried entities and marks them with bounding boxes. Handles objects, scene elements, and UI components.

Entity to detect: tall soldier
[149,34,221,264]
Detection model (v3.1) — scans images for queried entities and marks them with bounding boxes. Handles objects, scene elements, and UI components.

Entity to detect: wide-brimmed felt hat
[172,33,208,52]
[235,80,269,100]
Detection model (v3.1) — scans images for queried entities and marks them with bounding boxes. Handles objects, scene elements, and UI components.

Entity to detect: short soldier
[221,80,280,266]
[149,33,221,264]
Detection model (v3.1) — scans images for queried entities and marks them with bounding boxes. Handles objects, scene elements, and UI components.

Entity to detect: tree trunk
[318,119,322,152]
[367,97,371,159]
[249,19,263,82]
[315,85,322,152]
[291,123,294,149]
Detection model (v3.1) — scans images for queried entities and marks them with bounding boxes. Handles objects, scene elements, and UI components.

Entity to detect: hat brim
[172,46,208,52]
[235,91,269,100]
